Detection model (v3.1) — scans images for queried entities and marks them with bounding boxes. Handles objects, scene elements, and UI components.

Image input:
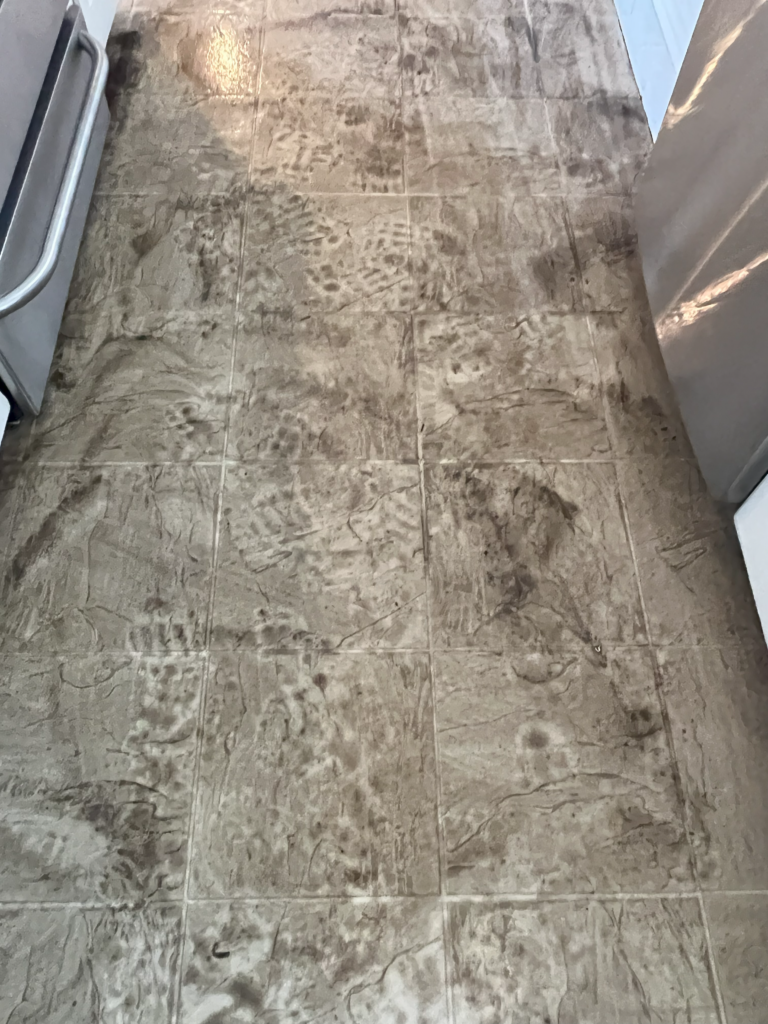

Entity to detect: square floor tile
[241,192,411,315]
[410,196,582,313]
[1,466,218,653]
[29,312,234,463]
[191,651,438,896]
[448,898,719,1023]
[98,92,254,195]
[0,655,202,901]
[181,899,447,1022]
[399,16,542,99]
[68,194,243,318]
[706,893,768,1024]
[436,648,690,895]
[415,313,608,460]
[590,310,693,458]
[549,97,650,194]
[660,646,768,890]
[0,905,181,1024]
[212,462,427,649]
[228,312,417,461]
[405,97,559,195]
[618,459,763,646]
[426,462,645,649]
[569,194,649,313]
[530,0,638,98]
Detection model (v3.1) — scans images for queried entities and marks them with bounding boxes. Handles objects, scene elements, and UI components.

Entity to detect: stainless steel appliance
[0,1,109,416]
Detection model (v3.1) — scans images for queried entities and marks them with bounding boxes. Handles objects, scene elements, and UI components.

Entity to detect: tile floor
[0,0,767,1020]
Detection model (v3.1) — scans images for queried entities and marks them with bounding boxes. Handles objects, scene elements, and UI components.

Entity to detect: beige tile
[1,466,218,653]
[400,15,542,99]
[448,898,719,1023]
[405,97,559,195]
[618,459,763,646]
[660,646,768,889]
[241,192,411,316]
[30,312,234,464]
[590,310,693,458]
[410,195,582,313]
[212,462,427,649]
[0,906,181,1024]
[228,312,417,461]
[0,655,202,901]
[266,0,394,19]
[191,651,438,896]
[415,313,609,460]
[181,899,447,1022]
[426,462,646,649]
[437,648,691,895]
[401,0,527,21]
[706,892,768,1024]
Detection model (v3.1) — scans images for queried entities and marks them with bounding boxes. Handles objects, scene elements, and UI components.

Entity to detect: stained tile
[0,905,181,1024]
[426,462,645,649]
[191,651,438,896]
[29,312,234,463]
[241,192,411,315]
[228,312,417,461]
[706,893,768,1024]
[212,462,427,649]
[405,97,559,195]
[590,310,693,458]
[618,459,763,646]
[266,0,394,18]
[410,196,582,313]
[549,96,650,193]
[98,93,254,195]
[660,646,768,890]
[0,463,24,568]
[569,193,649,313]
[415,313,608,460]
[0,655,202,901]
[1,466,218,653]
[68,194,243,318]
[437,648,690,895]
[181,899,447,1022]
[448,898,719,1023]
[400,0,528,21]
[399,16,542,99]
[530,0,638,98]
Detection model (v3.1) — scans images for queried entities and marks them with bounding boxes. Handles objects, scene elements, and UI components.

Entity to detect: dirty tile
[590,310,693,458]
[569,193,649,313]
[399,16,542,99]
[448,898,719,1024]
[241,192,411,315]
[706,893,768,1024]
[228,312,417,461]
[191,651,438,896]
[405,97,559,195]
[530,0,638,98]
[436,648,691,895]
[415,313,608,460]
[660,646,768,890]
[212,462,427,649]
[0,462,24,569]
[267,0,394,18]
[400,0,528,21]
[426,462,645,649]
[410,196,582,313]
[1,466,218,653]
[98,93,254,195]
[30,312,234,463]
[68,194,243,317]
[0,905,181,1024]
[618,459,763,646]
[550,96,650,194]
[181,899,447,1022]
[0,655,202,901]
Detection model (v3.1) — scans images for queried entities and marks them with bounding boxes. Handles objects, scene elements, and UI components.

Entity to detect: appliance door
[0,6,109,415]
[635,0,768,503]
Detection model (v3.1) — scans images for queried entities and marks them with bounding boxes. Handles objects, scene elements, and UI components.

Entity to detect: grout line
[699,891,729,1024]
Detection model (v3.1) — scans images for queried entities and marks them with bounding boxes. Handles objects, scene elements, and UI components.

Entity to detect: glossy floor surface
[1,0,767,1021]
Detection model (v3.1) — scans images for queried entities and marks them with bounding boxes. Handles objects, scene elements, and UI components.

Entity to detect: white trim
[735,478,768,643]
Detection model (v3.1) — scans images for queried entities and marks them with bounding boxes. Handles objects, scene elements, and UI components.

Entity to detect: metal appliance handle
[0,30,108,320]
